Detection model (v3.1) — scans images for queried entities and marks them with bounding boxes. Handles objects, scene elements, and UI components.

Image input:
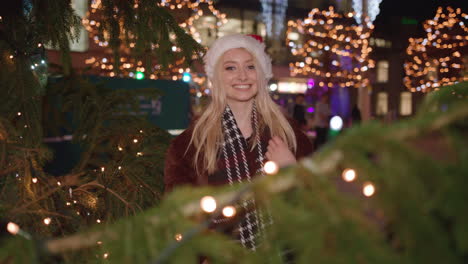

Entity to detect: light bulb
[342,169,356,182]
[7,222,19,235]
[222,206,236,217]
[200,196,217,213]
[174,233,183,241]
[363,182,375,197]
[263,161,279,175]
[330,116,343,131]
[43,217,51,225]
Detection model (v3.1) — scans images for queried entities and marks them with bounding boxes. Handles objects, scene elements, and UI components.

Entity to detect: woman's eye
[225,66,235,71]
[247,65,255,70]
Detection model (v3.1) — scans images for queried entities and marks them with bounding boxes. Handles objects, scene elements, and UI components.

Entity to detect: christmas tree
[404,6,467,93]
[286,6,375,94]
[1,1,468,263]
[0,1,202,262]
[2,81,467,263]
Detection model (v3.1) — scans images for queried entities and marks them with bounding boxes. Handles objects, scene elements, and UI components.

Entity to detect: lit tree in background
[82,0,226,82]
[286,6,375,94]
[404,6,467,93]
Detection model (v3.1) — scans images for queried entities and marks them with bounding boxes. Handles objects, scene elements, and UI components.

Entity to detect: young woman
[164,34,313,250]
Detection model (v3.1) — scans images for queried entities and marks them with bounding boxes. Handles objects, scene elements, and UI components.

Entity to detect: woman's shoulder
[168,125,194,152]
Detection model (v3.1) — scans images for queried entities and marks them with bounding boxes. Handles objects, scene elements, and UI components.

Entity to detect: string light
[6,222,31,239]
[103,253,109,259]
[286,6,374,89]
[174,233,183,241]
[200,196,217,213]
[97,219,101,223]
[363,182,375,197]
[43,217,52,225]
[222,206,236,217]
[133,139,138,143]
[32,178,38,183]
[7,222,19,235]
[101,167,105,172]
[82,0,225,83]
[342,168,357,182]
[263,161,279,175]
[404,7,467,92]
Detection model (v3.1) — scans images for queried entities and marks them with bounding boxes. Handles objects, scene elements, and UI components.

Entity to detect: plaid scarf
[214,102,272,250]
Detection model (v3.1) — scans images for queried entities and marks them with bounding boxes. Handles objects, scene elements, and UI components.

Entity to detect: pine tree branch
[43,150,343,254]
[10,172,85,215]
[74,180,132,208]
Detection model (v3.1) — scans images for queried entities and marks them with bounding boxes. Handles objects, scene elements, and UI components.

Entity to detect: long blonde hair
[189,49,297,178]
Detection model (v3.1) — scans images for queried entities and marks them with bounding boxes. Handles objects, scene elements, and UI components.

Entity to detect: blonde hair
[189,49,297,179]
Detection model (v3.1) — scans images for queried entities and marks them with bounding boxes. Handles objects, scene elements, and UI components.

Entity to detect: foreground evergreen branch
[2,82,466,263]
[1,3,203,262]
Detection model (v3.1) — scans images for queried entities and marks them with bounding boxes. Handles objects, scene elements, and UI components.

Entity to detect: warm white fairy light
[342,168,357,182]
[7,222,19,235]
[103,253,109,259]
[118,166,122,170]
[17,112,22,116]
[97,219,102,223]
[43,217,52,225]
[118,146,123,151]
[101,167,105,172]
[136,152,143,156]
[133,139,138,143]
[174,233,183,241]
[82,0,226,82]
[286,6,374,89]
[263,161,279,175]
[32,178,38,183]
[404,7,467,92]
[222,206,236,218]
[97,241,103,245]
[66,202,71,206]
[363,182,375,197]
[200,196,217,213]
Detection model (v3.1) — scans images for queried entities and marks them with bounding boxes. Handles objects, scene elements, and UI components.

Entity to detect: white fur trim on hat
[203,34,273,81]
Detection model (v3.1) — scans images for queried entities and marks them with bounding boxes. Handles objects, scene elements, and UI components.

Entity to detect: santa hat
[203,34,273,81]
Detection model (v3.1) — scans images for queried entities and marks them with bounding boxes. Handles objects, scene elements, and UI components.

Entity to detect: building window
[376,92,388,115]
[400,92,412,116]
[377,60,389,83]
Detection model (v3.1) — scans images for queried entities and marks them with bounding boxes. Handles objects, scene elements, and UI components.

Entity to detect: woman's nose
[237,68,247,80]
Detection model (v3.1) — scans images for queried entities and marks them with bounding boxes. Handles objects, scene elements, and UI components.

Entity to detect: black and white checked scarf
[217,102,272,250]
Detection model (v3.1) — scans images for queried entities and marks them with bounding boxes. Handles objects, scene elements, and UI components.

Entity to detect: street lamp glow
[269,83,278,91]
[330,116,343,131]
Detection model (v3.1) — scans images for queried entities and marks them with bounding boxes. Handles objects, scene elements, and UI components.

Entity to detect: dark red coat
[164,120,314,192]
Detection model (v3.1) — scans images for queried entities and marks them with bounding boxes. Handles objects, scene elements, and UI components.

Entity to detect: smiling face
[219,48,258,105]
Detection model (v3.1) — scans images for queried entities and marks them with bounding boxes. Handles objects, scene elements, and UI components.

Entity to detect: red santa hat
[203,34,273,81]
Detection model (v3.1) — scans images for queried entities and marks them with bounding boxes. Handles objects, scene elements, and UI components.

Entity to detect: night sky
[375,0,466,24]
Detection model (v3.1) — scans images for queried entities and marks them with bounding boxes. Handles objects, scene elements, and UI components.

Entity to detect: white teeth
[233,85,250,89]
